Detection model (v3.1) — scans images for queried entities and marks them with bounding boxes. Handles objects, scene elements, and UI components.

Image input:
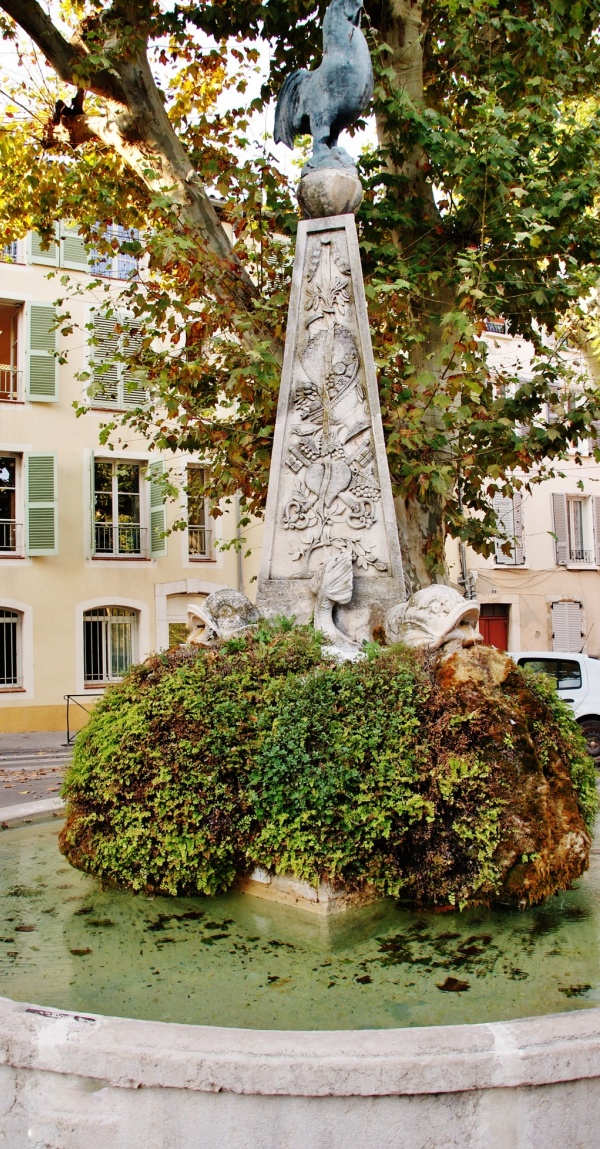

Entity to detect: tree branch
[0,0,131,105]
[1,0,280,353]
[0,0,83,85]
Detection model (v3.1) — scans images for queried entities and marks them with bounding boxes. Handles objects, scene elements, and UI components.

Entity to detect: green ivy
[60,624,597,906]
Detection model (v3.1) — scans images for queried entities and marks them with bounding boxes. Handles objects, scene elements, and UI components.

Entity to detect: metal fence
[0,367,22,402]
[188,526,212,558]
[94,523,146,556]
[569,548,595,565]
[64,693,103,744]
[0,520,23,554]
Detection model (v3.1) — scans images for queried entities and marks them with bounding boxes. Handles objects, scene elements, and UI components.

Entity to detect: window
[186,465,212,559]
[83,607,137,683]
[29,223,139,279]
[567,498,592,563]
[493,492,524,565]
[93,459,145,556]
[484,318,508,335]
[90,225,140,280]
[0,453,57,558]
[27,303,58,402]
[0,456,22,555]
[0,609,21,688]
[518,657,582,691]
[168,623,189,646]
[1,242,20,264]
[551,600,583,653]
[90,311,148,410]
[0,303,21,401]
[552,493,600,565]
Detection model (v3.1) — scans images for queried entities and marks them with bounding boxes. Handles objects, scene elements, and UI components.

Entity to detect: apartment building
[0,229,260,733]
[2,228,597,733]
[447,323,600,655]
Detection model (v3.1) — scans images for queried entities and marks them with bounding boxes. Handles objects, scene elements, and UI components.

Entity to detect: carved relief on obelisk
[257,213,404,644]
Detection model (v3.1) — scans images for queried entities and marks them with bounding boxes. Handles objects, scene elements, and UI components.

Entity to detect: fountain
[2,5,600,1144]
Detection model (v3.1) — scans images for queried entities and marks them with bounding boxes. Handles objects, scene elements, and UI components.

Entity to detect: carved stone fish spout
[311,550,357,650]
[385,585,482,656]
[187,589,261,646]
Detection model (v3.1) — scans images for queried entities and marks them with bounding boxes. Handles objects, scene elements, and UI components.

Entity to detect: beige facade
[447,325,600,656]
[0,236,261,733]
[2,238,598,733]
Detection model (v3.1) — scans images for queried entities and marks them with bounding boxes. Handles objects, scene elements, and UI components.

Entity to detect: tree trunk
[4,0,452,585]
[368,0,451,588]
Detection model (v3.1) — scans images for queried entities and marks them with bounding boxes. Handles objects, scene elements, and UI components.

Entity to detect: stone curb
[1,996,600,1097]
[0,797,65,825]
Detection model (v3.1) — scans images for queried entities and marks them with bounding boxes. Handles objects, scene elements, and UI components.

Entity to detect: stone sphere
[297,168,363,219]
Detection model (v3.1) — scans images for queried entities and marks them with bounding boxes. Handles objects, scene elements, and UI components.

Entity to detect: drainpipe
[235,492,243,593]
[457,476,475,599]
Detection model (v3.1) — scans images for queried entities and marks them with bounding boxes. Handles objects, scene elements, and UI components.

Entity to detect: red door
[479,606,509,651]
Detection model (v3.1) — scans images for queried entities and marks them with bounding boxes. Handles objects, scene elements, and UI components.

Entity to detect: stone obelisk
[256,0,405,647]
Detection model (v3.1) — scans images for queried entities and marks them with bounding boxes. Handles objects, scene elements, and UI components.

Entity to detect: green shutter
[61,223,88,270]
[121,323,148,408]
[27,304,58,401]
[90,311,119,407]
[26,453,58,555]
[149,460,167,557]
[29,228,59,266]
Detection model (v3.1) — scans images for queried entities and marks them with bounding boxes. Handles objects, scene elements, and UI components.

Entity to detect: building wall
[2,246,597,732]
[447,327,600,655]
[0,243,262,733]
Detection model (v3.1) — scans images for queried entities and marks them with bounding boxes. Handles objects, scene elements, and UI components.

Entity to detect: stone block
[297,169,363,218]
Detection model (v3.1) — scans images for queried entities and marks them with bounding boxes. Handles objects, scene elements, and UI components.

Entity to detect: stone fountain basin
[1,801,600,1148]
[1,996,600,1148]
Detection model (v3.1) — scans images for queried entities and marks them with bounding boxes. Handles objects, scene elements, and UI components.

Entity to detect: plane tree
[3,0,600,586]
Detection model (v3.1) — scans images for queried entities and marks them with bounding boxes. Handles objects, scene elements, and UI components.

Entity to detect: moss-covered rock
[59,622,597,907]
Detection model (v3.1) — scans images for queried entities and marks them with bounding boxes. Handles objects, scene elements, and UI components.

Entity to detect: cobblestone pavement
[0,732,71,809]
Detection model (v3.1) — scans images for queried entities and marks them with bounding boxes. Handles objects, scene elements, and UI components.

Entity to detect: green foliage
[60,626,595,906]
[523,666,598,830]
[4,1,600,575]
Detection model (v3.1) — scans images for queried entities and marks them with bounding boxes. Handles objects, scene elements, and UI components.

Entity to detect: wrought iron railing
[188,526,212,558]
[94,523,146,556]
[64,693,103,744]
[0,367,22,402]
[0,520,23,554]
[569,548,595,564]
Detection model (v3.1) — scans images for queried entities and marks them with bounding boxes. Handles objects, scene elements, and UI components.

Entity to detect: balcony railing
[569,548,595,565]
[94,523,146,556]
[0,367,22,402]
[188,526,212,558]
[485,319,508,335]
[0,521,23,555]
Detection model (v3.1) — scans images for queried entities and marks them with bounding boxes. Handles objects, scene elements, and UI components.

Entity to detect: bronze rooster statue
[274,0,373,174]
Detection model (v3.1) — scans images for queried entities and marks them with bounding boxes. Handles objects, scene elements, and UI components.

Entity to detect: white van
[509,651,600,763]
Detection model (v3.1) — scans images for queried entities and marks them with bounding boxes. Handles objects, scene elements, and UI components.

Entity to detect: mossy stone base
[59,623,597,909]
